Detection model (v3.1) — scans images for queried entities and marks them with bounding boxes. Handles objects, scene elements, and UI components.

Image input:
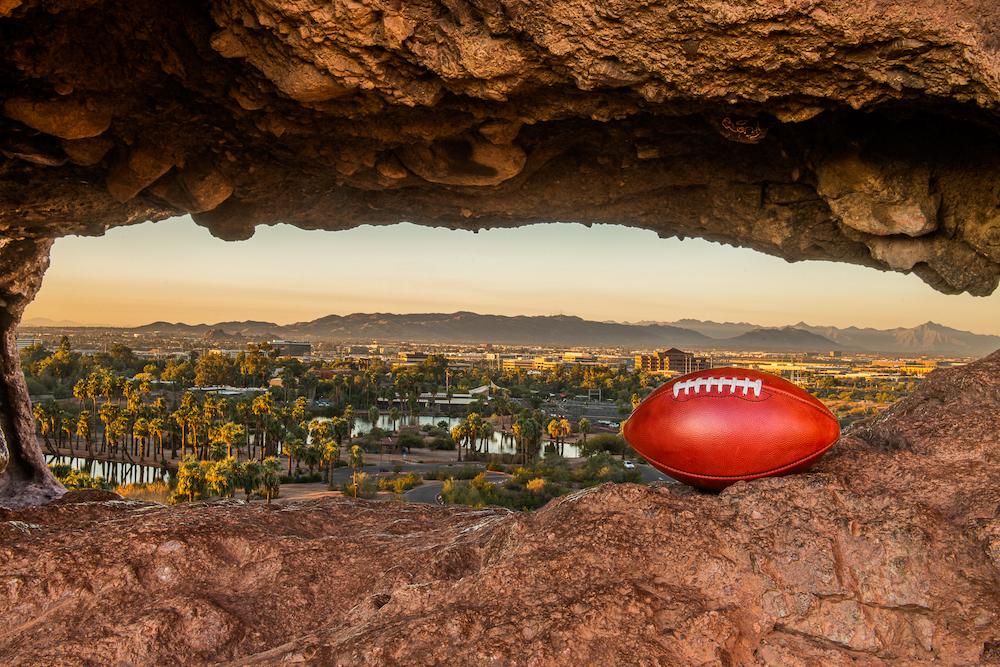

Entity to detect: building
[270,340,312,357]
[396,351,429,365]
[15,336,43,351]
[502,358,535,371]
[532,356,562,371]
[634,348,710,374]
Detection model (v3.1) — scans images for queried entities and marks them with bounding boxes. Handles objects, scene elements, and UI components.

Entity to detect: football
[623,367,840,490]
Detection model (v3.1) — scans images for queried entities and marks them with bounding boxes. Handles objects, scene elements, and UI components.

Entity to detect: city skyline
[23,215,1000,335]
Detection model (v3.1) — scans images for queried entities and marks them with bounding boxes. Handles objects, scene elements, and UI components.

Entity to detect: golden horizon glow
[22,216,1000,336]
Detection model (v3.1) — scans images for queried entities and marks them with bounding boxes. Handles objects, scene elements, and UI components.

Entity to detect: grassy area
[441,453,640,511]
[116,481,172,503]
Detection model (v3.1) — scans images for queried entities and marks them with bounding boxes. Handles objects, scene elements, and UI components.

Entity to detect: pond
[356,414,583,458]
[46,454,171,487]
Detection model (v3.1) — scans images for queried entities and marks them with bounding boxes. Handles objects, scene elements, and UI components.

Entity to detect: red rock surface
[2,352,999,665]
[5,0,1000,505]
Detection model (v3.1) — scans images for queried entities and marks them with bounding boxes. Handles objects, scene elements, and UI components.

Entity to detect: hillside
[137,312,714,348]
[45,314,1000,355]
[794,321,1000,356]
[715,327,842,352]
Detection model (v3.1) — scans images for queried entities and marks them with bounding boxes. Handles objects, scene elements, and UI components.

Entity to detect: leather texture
[623,367,840,490]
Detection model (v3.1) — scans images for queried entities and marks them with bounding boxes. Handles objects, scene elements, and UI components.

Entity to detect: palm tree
[217,422,245,459]
[133,417,150,460]
[547,418,560,454]
[368,405,380,432]
[559,418,572,457]
[240,459,262,499]
[513,415,541,465]
[284,437,303,475]
[59,415,73,454]
[149,417,167,460]
[32,403,53,452]
[451,422,466,462]
[578,418,591,446]
[349,444,365,498]
[388,407,400,433]
[342,405,355,438]
[206,457,239,498]
[76,410,92,457]
[261,457,282,503]
[321,438,340,485]
[251,392,274,458]
[477,420,494,453]
[332,416,350,446]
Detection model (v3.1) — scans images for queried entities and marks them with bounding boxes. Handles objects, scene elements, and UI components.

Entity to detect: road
[404,466,671,504]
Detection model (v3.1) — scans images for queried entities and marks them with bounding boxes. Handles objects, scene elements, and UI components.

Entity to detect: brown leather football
[623,368,840,490]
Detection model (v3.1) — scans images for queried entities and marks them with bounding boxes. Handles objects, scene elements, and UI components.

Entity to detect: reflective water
[46,454,170,486]
[352,414,582,458]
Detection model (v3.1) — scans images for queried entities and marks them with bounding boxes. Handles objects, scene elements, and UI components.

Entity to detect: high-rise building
[634,348,710,374]
[270,340,312,357]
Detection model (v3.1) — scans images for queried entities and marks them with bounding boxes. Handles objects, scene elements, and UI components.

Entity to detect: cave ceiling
[0,0,999,297]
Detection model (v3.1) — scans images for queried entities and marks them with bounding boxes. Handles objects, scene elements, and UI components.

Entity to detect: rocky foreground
[2,354,999,666]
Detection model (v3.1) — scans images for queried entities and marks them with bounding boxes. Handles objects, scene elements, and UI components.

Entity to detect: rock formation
[2,0,1000,499]
[1,1,1000,501]
[1,0,999,288]
[1,352,999,665]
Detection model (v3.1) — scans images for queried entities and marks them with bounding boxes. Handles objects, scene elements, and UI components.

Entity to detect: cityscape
[19,313,968,509]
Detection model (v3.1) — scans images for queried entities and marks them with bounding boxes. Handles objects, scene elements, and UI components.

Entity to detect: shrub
[429,436,454,450]
[48,464,112,491]
[424,465,481,480]
[377,472,422,494]
[279,471,324,484]
[526,478,546,493]
[579,434,627,457]
[342,471,378,498]
[116,481,171,503]
[397,432,425,448]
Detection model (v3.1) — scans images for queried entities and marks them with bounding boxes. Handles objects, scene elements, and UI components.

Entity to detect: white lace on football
[672,376,763,398]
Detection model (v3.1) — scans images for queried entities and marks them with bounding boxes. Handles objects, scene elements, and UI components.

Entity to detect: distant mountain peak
[80,312,1000,356]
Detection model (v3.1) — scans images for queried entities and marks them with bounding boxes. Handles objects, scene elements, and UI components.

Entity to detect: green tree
[349,444,365,498]
[217,421,246,459]
[321,438,340,484]
[284,437,303,475]
[241,459,263,498]
[260,457,282,503]
[176,455,206,502]
[206,457,240,498]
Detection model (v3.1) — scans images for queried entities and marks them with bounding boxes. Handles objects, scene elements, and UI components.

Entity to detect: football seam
[645,437,839,481]
[763,384,838,420]
[653,374,836,421]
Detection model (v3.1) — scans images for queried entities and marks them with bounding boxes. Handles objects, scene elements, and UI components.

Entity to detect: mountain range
[101,312,1000,356]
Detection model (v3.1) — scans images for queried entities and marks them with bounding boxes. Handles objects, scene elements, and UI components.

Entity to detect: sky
[22,215,1000,334]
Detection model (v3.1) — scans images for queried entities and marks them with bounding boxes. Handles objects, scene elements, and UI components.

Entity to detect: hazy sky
[23,215,1000,334]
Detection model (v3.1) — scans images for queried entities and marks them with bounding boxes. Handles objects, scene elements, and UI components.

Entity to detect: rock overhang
[0,0,998,296]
